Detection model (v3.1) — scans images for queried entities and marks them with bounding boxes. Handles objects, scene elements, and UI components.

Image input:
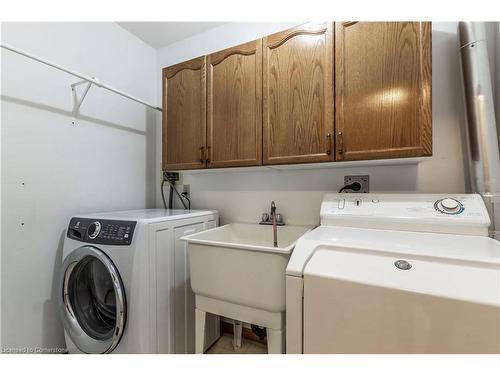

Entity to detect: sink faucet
[271,201,278,247]
[259,201,284,247]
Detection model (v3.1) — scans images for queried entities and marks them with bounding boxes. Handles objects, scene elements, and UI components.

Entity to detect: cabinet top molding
[265,22,329,49]
[208,40,261,66]
[163,56,205,80]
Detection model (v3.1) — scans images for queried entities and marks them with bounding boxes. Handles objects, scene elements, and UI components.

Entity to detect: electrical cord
[166,179,189,210]
[161,177,189,210]
[338,182,362,193]
[181,192,191,210]
[161,178,167,209]
[161,171,190,210]
[168,185,174,209]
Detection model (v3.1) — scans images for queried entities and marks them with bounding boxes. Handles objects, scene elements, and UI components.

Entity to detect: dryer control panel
[67,217,137,246]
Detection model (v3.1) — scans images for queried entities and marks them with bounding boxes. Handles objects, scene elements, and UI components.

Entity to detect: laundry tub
[182,223,310,353]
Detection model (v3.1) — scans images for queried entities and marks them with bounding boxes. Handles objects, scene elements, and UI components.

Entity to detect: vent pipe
[459,22,500,239]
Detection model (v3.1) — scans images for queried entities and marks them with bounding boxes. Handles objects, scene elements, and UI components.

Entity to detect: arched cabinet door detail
[263,22,335,165]
[335,22,432,161]
[207,40,263,168]
[163,56,207,170]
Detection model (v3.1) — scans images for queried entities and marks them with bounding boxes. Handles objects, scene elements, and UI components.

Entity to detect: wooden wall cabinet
[162,22,432,171]
[207,40,262,168]
[263,22,334,165]
[162,57,206,170]
[335,22,432,161]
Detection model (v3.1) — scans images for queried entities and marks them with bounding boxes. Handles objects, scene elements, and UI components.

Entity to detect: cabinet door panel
[263,22,334,165]
[207,40,262,168]
[335,22,432,161]
[163,57,206,170]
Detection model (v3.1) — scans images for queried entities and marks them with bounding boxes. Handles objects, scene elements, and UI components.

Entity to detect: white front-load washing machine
[59,209,220,354]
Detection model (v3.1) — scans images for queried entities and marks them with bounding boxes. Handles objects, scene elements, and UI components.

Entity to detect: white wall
[157,22,469,226]
[1,22,158,351]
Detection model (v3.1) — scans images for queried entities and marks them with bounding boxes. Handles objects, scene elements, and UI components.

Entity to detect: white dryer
[59,209,220,354]
[286,194,500,354]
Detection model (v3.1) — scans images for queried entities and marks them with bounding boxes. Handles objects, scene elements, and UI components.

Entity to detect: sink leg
[266,328,285,354]
[233,320,243,349]
[195,308,207,354]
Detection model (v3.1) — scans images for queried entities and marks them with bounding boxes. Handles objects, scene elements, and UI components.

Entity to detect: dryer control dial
[87,221,101,239]
[434,198,464,215]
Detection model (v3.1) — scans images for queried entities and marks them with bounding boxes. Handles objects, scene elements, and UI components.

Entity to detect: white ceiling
[117,22,227,49]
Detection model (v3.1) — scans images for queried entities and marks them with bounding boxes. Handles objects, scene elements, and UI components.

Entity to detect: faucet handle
[262,213,270,222]
[276,213,283,223]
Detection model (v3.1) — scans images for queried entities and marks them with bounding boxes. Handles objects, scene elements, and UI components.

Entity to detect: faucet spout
[271,201,278,247]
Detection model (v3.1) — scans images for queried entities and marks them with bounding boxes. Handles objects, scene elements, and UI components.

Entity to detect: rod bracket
[71,80,93,125]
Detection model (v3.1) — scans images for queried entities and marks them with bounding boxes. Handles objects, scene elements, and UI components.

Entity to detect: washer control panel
[67,217,137,246]
[320,193,491,236]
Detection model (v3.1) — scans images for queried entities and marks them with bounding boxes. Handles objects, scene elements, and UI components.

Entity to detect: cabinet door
[163,57,207,170]
[335,22,432,161]
[207,40,262,168]
[263,22,334,165]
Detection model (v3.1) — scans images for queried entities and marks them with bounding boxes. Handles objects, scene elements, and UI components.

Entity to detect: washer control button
[434,198,464,215]
[338,198,345,209]
[87,221,101,239]
[441,198,459,210]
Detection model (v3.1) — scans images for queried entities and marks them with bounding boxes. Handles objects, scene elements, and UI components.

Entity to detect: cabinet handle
[199,146,204,164]
[326,133,332,155]
[337,132,344,155]
[206,146,211,164]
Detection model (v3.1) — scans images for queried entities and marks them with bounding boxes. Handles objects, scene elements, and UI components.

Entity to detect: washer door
[59,246,126,353]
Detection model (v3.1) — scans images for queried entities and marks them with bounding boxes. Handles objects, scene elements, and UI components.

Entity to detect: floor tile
[206,333,267,354]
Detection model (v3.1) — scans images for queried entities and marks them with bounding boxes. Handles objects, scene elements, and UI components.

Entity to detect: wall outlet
[344,175,370,193]
[182,184,190,198]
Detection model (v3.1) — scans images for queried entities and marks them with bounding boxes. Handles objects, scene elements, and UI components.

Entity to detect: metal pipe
[1,42,162,112]
[459,22,500,238]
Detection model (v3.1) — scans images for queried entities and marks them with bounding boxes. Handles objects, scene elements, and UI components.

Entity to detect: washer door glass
[68,256,118,340]
[60,246,126,353]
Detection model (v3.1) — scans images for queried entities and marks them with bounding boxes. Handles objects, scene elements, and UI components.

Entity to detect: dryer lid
[286,225,500,277]
[303,245,500,307]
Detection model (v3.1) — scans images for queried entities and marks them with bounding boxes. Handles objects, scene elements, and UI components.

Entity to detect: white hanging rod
[1,43,162,112]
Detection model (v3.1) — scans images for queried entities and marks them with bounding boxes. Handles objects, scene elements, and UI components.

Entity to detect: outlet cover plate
[182,184,190,197]
[344,175,369,193]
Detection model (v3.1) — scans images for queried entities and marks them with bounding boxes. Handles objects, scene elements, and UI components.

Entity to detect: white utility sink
[182,223,311,353]
[184,222,310,253]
